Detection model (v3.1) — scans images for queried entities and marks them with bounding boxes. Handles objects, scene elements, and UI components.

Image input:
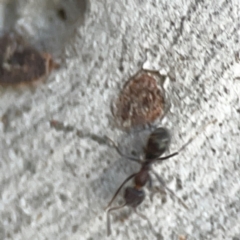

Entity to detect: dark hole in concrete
[161,195,167,204]
[118,65,124,72]
[72,224,79,233]
[59,193,68,202]
[211,147,216,154]
[182,195,188,200]
[130,150,137,156]
[176,177,183,190]
[24,161,36,174]
[57,8,67,21]
[232,237,240,240]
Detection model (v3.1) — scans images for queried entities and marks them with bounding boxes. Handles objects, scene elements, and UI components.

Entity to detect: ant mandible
[105,127,190,236]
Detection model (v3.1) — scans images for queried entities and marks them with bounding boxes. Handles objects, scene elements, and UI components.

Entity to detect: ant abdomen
[124,187,145,208]
[145,127,171,160]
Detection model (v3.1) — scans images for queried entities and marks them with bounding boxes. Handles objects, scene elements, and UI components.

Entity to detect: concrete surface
[0,0,240,240]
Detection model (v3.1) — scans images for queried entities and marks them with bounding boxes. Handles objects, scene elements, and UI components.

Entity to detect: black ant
[105,127,194,236]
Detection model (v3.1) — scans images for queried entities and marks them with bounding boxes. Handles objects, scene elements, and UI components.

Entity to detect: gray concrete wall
[0,0,240,239]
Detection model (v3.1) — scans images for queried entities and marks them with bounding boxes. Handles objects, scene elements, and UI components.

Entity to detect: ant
[105,127,194,236]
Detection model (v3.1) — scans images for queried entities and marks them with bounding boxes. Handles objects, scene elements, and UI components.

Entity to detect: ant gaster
[105,127,189,236]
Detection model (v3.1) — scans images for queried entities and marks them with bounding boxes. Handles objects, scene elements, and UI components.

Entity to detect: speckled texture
[0,0,240,240]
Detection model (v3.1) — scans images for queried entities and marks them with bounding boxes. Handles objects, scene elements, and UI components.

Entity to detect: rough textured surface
[0,0,240,240]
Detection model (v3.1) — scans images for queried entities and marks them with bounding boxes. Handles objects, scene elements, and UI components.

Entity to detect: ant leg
[104,136,142,164]
[178,119,217,152]
[105,173,137,209]
[107,203,126,236]
[148,175,156,201]
[151,170,188,209]
[155,152,178,162]
[148,175,165,202]
[148,174,153,189]
[133,208,157,235]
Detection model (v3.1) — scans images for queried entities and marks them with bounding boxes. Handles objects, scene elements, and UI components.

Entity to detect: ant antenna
[133,208,158,236]
[107,203,127,236]
[178,119,217,152]
[104,136,142,164]
[151,169,188,209]
[107,205,158,237]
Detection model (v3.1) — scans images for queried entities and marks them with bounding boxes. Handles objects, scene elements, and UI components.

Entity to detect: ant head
[124,187,145,208]
[145,127,171,160]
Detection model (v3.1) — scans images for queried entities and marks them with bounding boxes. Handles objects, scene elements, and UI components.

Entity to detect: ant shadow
[89,128,152,208]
